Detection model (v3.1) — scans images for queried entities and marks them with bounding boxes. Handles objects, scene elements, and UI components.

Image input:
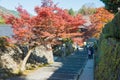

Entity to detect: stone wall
[0,46,22,73]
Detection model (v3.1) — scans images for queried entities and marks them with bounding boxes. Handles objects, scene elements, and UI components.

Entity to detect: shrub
[95,39,120,80]
[95,12,120,80]
[0,36,9,49]
[102,12,120,39]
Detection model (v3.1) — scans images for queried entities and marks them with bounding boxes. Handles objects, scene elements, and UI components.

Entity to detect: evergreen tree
[103,12,120,39]
[68,8,74,16]
[101,0,120,13]
[95,12,120,80]
[78,4,96,15]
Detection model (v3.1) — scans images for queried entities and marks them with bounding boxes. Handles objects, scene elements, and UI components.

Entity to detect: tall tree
[101,0,120,13]
[78,3,96,15]
[4,0,85,72]
[68,8,74,16]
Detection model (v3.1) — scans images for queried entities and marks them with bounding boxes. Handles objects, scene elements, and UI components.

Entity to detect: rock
[0,44,54,75]
[29,45,54,64]
[0,46,22,73]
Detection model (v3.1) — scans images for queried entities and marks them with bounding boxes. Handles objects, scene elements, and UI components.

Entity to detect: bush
[0,36,9,51]
[102,12,120,39]
[95,12,120,80]
[95,39,120,80]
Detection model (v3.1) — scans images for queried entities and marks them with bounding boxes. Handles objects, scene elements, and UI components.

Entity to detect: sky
[0,0,104,15]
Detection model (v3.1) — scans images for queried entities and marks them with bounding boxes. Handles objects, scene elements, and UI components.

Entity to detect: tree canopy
[101,0,120,13]
[83,7,114,39]
[3,0,85,71]
[68,8,75,16]
[78,4,96,15]
[4,4,85,47]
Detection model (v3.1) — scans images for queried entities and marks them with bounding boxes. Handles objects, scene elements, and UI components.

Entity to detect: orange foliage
[86,7,114,38]
[72,38,84,46]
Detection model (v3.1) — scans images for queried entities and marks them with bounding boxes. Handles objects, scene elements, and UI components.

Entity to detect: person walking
[88,45,94,59]
[88,46,91,59]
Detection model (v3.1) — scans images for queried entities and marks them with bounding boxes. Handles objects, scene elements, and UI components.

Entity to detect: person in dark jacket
[89,45,94,59]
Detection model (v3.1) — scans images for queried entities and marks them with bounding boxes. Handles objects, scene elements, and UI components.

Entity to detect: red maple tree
[83,7,114,39]
[4,0,85,71]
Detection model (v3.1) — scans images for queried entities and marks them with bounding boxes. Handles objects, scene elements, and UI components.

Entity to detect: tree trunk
[20,48,34,72]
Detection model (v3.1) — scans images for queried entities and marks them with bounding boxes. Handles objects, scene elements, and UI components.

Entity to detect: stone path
[79,59,94,80]
[7,49,88,80]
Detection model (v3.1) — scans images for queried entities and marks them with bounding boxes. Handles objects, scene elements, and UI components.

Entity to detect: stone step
[54,68,82,74]
[65,54,87,57]
[37,66,82,74]
[64,63,82,66]
[48,64,82,68]
[60,65,83,68]
[47,73,78,80]
[65,58,87,61]
[62,61,86,64]
[62,59,87,62]
[47,78,74,80]
[58,67,81,71]
[67,56,87,58]
[47,62,85,68]
[54,70,79,74]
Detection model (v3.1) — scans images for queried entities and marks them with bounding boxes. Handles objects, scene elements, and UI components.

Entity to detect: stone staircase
[7,49,88,80]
